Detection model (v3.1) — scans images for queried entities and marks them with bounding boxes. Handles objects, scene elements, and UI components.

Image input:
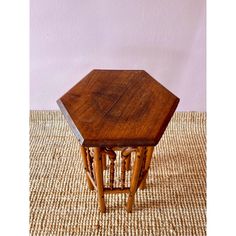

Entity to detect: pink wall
[30,0,205,111]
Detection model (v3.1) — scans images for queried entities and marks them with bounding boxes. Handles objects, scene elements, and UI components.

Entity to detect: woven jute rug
[30,111,206,236]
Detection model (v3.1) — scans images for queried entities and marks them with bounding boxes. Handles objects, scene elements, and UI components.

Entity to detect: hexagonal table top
[57,70,179,147]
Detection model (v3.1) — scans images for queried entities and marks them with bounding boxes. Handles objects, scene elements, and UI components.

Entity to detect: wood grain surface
[57,70,179,147]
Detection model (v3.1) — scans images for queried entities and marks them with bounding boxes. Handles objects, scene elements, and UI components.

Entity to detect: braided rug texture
[30,111,206,236]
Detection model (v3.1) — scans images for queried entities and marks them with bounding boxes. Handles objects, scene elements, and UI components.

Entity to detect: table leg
[126,147,145,213]
[102,153,106,170]
[80,145,94,190]
[139,146,154,190]
[94,147,106,213]
[125,153,131,170]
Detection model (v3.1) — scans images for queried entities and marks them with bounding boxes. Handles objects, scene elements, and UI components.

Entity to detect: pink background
[30,0,206,111]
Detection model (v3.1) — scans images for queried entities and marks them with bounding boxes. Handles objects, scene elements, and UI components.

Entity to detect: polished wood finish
[57,69,180,212]
[139,146,154,189]
[57,69,179,147]
[126,147,145,212]
[125,154,131,171]
[80,145,94,190]
[104,187,130,194]
[87,172,97,190]
[121,155,126,189]
[80,145,154,212]
[86,148,94,180]
[101,148,116,190]
[93,147,106,213]
[102,153,106,171]
[108,153,116,190]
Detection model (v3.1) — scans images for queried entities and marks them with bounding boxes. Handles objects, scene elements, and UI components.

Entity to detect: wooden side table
[57,70,179,213]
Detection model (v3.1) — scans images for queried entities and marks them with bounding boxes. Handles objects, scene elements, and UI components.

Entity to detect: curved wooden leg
[139,146,154,190]
[126,147,145,213]
[80,145,94,190]
[93,147,106,213]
